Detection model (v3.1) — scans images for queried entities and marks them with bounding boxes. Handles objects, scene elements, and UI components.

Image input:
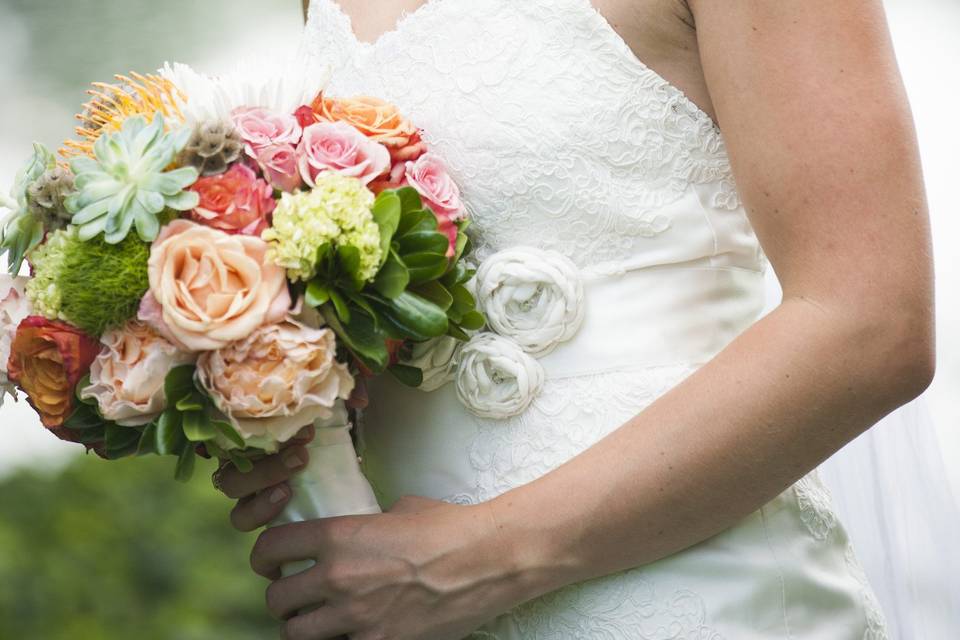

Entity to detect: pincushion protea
[61,72,185,160]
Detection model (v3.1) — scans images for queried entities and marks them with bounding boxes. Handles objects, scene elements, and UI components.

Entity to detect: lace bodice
[300,0,767,278]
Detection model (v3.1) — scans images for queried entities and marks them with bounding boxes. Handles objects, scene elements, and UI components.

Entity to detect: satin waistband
[539,265,767,378]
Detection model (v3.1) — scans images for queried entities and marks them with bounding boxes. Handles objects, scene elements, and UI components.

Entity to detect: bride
[215,0,944,638]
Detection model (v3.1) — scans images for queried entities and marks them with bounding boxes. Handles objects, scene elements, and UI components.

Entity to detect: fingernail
[283,449,306,470]
[270,486,289,504]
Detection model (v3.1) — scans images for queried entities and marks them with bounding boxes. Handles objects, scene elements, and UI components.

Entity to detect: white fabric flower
[81,322,195,426]
[403,336,462,392]
[455,333,544,419]
[475,247,584,356]
[0,275,31,406]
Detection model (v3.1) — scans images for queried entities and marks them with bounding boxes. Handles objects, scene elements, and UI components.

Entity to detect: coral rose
[196,318,354,447]
[297,121,391,187]
[6,316,100,432]
[188,163,276,236]
[80,321,195,426]
[231,107,302,156]
[0,276,31,405]
[139,220,291,352]
[312,94,426,163]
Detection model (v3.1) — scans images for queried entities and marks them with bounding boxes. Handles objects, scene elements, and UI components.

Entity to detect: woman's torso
[299,1,889,637]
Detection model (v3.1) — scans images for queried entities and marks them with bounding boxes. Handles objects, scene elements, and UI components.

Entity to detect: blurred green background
[0,0,300,637]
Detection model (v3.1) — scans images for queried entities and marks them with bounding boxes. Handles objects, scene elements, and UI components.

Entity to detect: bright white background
[0,0,957,495]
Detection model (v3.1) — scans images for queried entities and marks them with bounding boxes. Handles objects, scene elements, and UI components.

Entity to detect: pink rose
[231,107,302,156]
[405,154,464,257]
[297,121,391,187]
[188,164,276,236]
[256,143,302,192]
[139,220,291,352]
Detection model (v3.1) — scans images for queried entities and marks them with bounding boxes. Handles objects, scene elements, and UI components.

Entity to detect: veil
[763,270,960,638]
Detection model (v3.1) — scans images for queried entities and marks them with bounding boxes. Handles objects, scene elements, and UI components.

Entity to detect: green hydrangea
[25,228,72,320]
[263,173,382,283]
[26,227,150,335]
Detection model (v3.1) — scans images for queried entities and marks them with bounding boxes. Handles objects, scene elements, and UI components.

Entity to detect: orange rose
[6,316,100,433]
[310,94,426,164]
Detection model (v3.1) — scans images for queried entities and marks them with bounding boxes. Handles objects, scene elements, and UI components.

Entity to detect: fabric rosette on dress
[449,247,585,419]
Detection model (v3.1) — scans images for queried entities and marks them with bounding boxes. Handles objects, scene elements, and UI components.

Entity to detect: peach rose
[139,220,291,352]
[196,318,354,447]
[6,316,100,432]
[80,321,195,426]
[188,163,276,236]
[311,94,426,163]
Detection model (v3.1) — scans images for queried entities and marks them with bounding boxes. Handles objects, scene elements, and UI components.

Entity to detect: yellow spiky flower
[60,72,186,159]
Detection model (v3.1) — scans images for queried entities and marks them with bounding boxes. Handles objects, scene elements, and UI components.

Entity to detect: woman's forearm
[482,292,934,601]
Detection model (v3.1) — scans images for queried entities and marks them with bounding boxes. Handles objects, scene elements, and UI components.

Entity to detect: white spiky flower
[160,56,331,124]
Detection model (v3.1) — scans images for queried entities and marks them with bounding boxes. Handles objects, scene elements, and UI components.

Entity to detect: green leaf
[156,409,185,456]
[388,364,424,388]
[321,305,389,372]
[164,365,196,407]
[64,405,105,431]
[396,209,435,237]
[175,392,206,413]
[74,374,98,406]
[397,230,450,256]
[395,186,423,214]
[412,281,454,311]
[104,424,141,459]
[337,244,363,290]
[175,445,196,482]
[373,251,410,299]
[305,280,332,307]
[329,289,351,324]
[212,420,245,448]
[182,411,216,442]
[372,191,401,265]
[447,323,470,341]
[228,451,254,473]
[137,422,158,455]
[346,292,378,323]
[76,425,106,445]
[405,252,450,285]
[453,226,470,264]
[450,284,477,317]
[382,291,449,340]
[459,310,486,331]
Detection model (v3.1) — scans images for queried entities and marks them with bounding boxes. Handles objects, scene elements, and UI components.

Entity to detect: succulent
[0,143,57,273]
[177,120,243,176]
[27,167,75,231]
[65,112,200,244]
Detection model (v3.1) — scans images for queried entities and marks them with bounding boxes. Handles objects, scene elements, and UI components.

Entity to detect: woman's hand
[213,426,315,532]
[250,496,530,640]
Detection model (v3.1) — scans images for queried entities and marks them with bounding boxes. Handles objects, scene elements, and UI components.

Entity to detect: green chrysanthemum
[65,112,199,244]
[263,173,382,282]
[26,227,150,335]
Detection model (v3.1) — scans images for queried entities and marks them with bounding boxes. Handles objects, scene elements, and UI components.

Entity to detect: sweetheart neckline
[312,0,721,132]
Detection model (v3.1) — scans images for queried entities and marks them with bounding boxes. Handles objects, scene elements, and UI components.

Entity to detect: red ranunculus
[188,163,276,236]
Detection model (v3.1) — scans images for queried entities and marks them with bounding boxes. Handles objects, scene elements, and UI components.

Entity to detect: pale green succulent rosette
[0,143,57,273]
[65,112,200,244]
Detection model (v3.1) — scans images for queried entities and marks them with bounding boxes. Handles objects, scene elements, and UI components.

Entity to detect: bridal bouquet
[0,64,483,555]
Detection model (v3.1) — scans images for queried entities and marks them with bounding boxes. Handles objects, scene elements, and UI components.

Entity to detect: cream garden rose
[196,318,354,447]
[81,321,195,426]
[454,332,544,419]
[0,275,31,405]
[139,220,291,352]
[475,246,584,356]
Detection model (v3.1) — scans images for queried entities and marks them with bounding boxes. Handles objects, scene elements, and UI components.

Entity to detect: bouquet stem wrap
[269,401,382,577]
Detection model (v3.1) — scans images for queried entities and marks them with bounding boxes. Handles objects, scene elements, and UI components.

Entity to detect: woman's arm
[486,0,934,595]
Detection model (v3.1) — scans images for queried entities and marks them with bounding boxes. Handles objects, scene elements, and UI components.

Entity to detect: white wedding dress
[298,1,948,637]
